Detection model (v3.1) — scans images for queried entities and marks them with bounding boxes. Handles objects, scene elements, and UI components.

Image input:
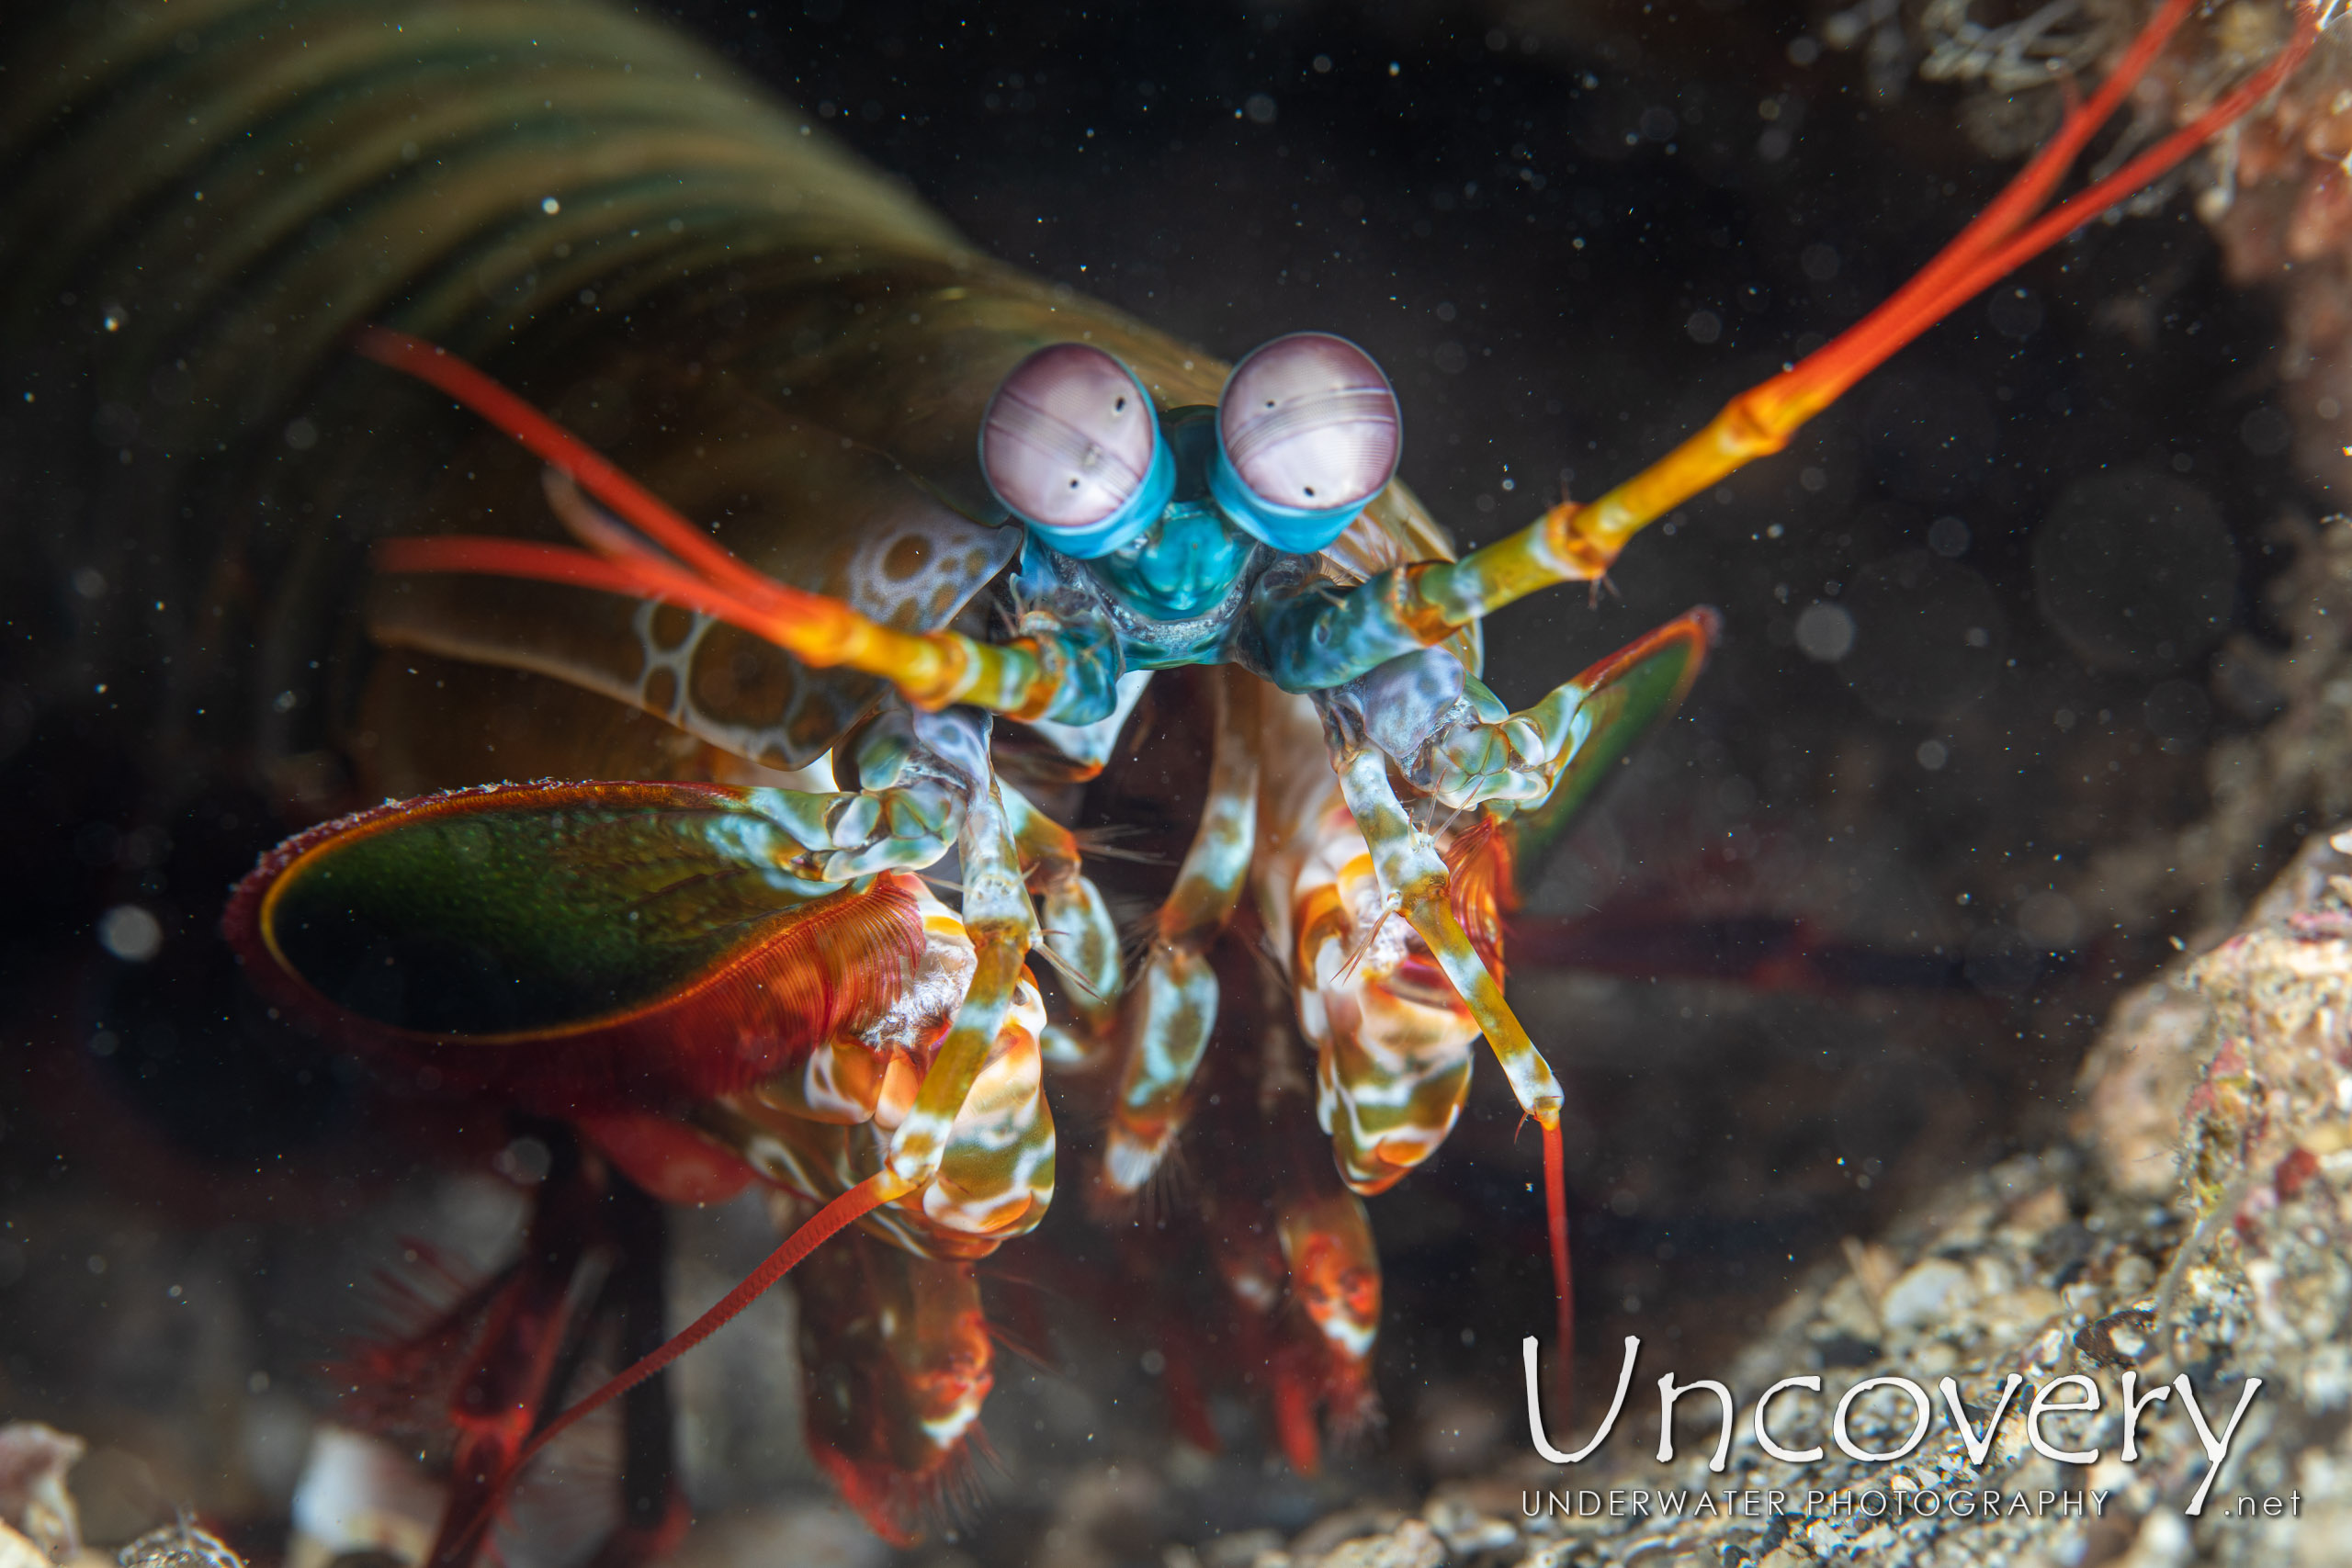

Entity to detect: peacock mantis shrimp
[0,0,2323,1556]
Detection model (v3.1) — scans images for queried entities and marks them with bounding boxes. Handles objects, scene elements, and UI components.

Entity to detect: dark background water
[0,3,2317,1565]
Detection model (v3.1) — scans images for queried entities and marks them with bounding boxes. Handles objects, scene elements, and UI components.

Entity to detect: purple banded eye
[978,344,1157,531]
[1217,333,1400,513]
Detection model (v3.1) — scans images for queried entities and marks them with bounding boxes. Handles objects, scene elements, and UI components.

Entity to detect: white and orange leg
[1274,1180,1383,1439]
[1093,669,1264,1199]
[691,875,1057,1257]
[1329,611,1716,822]
[792,1227,995,1546]
[1278,790,1482,1192]
[998,782,1125,1069]
[1301,719,1577,1416]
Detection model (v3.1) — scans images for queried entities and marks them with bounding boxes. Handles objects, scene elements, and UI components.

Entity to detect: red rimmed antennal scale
[222,778,939,1564]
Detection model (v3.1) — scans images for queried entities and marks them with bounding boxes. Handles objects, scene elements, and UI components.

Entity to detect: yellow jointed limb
[885,772,1037,1190]
[701,953,1057,1252]
[1332,750,1561,1130]
[998,784,1124,1062]
[1408,0,2317,635]
[917,969,1058,1242]
[1329,744,1578,1412]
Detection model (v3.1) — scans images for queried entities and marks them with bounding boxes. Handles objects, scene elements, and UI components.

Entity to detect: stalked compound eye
[978,343,1174,558]
[1212,332,1400,553]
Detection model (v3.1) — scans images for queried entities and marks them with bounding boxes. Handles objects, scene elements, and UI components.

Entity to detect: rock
[1306,1519,1442,1568]
[115,1526,241,1568]
[1286,1507,1403,1562]
[0,1424,85,1560]
[660,1503,889,1568]
[1878,1258,1973,1330]
[286,1427,441,1568]
[1198,1529,1283,1568]
[2075,971,2218,1200]
[1421,1494,1518,1555]
[0,1523,47,1568]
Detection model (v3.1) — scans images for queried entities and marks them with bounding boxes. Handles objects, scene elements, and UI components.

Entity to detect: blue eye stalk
[1206,454,1361,558]
[1084,414,1257,623]
[980,333,1403,570]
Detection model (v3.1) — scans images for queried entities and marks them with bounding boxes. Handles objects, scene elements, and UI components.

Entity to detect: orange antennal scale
[354,327,774,604]
[375,535,703,605]
[1420,0,2324,623]
[1748,0,2216,431]
[1889,16,2320,345]
[1779,0,2321,428]
[354,327,1065,717]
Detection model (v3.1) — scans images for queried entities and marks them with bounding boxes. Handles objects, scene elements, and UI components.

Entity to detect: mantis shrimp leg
[792,1228,994,1546]
[1190,959,1384,1472]
[1322,729,1577,1410]
[997,782,1125,1066]
[1323,612,1719,818]
[1096,668,1263,1198]
[1325,747,1556,1129]
[610,759,1048,1247]
[1256,684,1492,1195]
[1310,604,1713,1405]
[874,736,1051,1221]
[1274,1179,1383,1446]
[392,1136,684,1568]
[1287,801,1485,1195]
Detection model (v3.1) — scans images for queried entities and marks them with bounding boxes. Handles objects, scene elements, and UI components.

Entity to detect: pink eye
[1216,333,1400,515]
[978,344,1159,533]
